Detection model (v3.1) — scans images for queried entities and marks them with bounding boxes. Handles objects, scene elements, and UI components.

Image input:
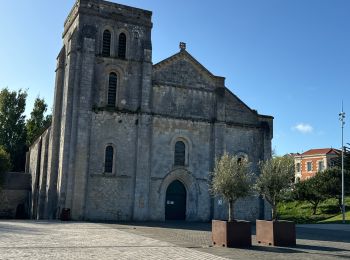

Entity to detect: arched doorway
[165,180,186,220]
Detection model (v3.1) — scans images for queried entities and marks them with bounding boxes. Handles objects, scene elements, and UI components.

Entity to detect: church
[27,0,273,221]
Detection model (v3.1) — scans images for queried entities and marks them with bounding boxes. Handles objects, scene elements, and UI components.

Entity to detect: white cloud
[293,123,314,134]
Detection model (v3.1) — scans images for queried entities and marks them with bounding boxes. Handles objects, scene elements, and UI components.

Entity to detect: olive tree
[256,156,294,220]
[211,153,254,221]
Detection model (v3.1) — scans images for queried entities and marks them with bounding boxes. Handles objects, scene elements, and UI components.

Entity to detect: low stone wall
[0,172,31,219]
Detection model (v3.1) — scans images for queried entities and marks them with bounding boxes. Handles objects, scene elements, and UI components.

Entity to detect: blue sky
[0,0,349,155]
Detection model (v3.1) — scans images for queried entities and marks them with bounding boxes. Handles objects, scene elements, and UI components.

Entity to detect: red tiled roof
[301,148,341,156]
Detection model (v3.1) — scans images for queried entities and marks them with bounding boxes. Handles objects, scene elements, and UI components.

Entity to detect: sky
[0,0,349,155]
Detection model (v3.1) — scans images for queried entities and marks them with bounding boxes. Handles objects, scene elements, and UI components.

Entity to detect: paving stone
[0,221,228,260]
[1,221,349,260]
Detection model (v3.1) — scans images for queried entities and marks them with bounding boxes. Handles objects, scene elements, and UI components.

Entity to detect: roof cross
[179,42,186,51]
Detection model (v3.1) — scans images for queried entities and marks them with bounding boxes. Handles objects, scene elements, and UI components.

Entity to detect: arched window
[107,72,118,106]
[236,152,248,164]
[105,145,114,173]
[118,33,126,58]
[174,141,186,166]
[102,30,111,57]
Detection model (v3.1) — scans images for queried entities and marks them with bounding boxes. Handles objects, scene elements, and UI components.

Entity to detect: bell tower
[45,0,153,219]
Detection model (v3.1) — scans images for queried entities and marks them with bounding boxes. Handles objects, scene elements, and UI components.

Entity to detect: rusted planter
[256,220,296,246]
[212,220,252,248]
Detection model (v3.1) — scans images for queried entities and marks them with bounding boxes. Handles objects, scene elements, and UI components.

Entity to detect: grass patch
[278,197,350,224]
[318,211,350,224]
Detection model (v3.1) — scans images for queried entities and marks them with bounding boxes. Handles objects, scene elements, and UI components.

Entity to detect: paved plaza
[0,220,349,259]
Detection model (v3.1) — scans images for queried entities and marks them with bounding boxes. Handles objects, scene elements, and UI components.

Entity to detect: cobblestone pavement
[1,221,350,260]
[110,222,350,260]
[0,221,227,260]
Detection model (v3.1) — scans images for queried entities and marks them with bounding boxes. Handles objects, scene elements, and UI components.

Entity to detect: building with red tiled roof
[294,148,341,181]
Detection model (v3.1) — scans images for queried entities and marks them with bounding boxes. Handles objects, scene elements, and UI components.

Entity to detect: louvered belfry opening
[174,141,186,166]
[105,146,114,173]
[107,73,117,106]
[102,30,111,57]
[118,33,126,58]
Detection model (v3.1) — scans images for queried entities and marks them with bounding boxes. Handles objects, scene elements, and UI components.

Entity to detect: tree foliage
[256,155,295,220]
[0,88,27,171]
[329,149,350,171]
[293,173,327,214]
[0,146,11,189]
[319,167,350,210]
[211,153,254,221]
[347,149,350,171]
[0,146,11,174]
[293,168,350,214]
[26,97,52,146]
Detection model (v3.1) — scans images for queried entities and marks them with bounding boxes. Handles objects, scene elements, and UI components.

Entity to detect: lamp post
[339,104,346,223]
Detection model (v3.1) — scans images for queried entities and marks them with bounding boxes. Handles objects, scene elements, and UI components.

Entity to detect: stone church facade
[27,0,273,221]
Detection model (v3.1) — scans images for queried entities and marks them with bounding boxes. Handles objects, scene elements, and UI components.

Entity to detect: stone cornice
[92,106,264,130]
[79,8,153,28]
[152,83,214,94]
[63,1,80,38]
[63,0,152,38]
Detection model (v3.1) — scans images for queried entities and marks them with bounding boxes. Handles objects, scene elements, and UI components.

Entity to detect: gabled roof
[301,148,341,156]
[153,49,225,85]
[152,47,272,121]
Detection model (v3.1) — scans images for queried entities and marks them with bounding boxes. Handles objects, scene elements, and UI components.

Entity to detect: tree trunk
[228,200,234,221]
[271,196,278,221]
[272,205,277,220]
[312,202,318,215]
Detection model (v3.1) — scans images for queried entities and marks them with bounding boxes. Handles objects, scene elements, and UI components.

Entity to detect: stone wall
[83,112,271,222]
[85,112,137,221]
[0,172,31,219]
[152,85,215,120]
[27,127,51,219]
[224,90,259,125]
[149,117,212,221]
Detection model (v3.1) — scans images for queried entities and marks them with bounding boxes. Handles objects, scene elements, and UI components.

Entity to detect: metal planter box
[256,220,296,246]
[212,220,252,248]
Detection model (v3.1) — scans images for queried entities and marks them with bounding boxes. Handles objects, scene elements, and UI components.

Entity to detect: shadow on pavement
[295,244,350,252]
[104,221,350,244]
[100,220,212,231]
[296,227,350,243]
[234,245,350,260]
[248,245,301,253]
[0,221,43,235]
[250,243,350,253]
